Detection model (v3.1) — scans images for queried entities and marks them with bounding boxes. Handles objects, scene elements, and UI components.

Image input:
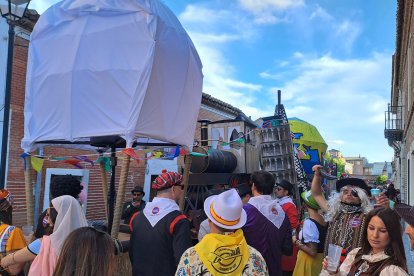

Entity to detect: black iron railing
[384,104,403,142]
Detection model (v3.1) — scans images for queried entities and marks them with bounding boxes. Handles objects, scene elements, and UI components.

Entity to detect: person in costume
[275,180,299,276]
[121,186,146,224]
[0,189,26,276]
[311,165,388,259]
[320,207,408,275]
[34,175,83,239]
[129,169,192,276]
[292,191,327,276]
[242,171,293,276]
[21,195,88,276]
[176,189,268,276]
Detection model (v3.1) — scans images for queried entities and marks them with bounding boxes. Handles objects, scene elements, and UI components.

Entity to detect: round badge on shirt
[349,217,361,228]
[152,207,160,214]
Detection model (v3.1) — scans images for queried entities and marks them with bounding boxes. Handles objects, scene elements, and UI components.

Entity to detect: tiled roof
[202,92,243,116]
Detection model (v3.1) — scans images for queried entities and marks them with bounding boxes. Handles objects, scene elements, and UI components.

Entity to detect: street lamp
[0,0,31,188]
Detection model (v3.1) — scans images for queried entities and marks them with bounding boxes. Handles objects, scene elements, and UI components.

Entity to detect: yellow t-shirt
[0,224,27,254]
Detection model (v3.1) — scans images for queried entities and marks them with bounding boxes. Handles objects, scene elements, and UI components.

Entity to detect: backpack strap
[129,211,140,232]
[169,214,187,235]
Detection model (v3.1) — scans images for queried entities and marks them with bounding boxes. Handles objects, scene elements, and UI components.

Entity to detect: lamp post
[0,0,31,188]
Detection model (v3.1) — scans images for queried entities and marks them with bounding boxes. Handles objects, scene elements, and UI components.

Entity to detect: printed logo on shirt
[271,205,279,215]
[209,245,243,273]
[152,207,160,215]
[349,217,361,228]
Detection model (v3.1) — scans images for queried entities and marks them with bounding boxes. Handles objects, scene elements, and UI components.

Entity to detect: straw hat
[204,189,247,230]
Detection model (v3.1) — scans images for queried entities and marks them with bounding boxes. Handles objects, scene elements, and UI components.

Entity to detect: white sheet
[22,0,203,152]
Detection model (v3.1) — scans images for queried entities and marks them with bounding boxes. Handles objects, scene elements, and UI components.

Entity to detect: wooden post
[24,156,34,226]
[111,153,131,238]
[179,154,192,211]
[99,161,109,221]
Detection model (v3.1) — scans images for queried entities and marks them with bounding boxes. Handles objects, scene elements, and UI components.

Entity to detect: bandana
[340,202,363,214]
[194,229,249,276]
[143,197,179,227]
[248,195,285,229]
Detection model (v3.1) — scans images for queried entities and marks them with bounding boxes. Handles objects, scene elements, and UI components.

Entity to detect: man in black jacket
[121,186,146,224]
[129,170,192,276]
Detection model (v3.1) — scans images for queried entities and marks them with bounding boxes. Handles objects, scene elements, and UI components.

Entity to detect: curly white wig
[324,186,372,222]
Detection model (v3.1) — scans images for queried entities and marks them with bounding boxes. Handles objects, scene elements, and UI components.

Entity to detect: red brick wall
[5,36,237,226]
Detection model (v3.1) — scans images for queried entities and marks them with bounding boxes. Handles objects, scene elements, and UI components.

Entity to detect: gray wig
[324,186,372,222]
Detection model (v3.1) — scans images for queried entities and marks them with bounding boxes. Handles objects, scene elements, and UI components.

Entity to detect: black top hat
[131,186,145,196]
[394,203,414,227]
[336,178,370,195]
[276,180,294,196]
[235,184,252,198]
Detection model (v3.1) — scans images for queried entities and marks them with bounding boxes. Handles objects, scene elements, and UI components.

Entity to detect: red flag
[122,148,140,164]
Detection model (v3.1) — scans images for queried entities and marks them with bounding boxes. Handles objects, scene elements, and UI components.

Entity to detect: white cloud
[238,0,304,25]
[334,20,362,53]
[238,0,304,12]
[177,4,272,118]
[267,52,393,161]
[309,5,333,21]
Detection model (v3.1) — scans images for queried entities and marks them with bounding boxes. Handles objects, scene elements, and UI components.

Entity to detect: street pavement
[403,231,414,275]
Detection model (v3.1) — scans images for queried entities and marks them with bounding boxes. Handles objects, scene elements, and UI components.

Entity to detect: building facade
[386,0,414,204]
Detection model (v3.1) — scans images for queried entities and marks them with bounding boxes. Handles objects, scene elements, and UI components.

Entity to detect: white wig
[324,186,372,222]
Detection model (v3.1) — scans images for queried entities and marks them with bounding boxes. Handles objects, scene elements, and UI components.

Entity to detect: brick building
[0,14,251,226]
[385,0,414,204]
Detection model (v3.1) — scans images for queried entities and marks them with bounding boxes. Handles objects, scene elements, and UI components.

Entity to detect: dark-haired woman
[292,191,327,276]
[1,207,57,270]
[321,207,408,276]
[34,175,84,239]
[53,227,115,276]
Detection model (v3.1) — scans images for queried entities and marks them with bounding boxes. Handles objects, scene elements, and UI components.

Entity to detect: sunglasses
[275,187,283,191]
[133,193,143,196]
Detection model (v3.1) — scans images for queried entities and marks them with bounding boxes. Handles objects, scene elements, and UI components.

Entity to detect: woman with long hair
[53,227,115,276]
[320,207,408,275]
[292,191,328,276]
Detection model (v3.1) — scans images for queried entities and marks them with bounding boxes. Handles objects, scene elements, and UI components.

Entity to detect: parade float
[22,0,203,273]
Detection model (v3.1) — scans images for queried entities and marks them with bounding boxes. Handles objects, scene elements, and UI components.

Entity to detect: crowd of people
[0,165,412,276]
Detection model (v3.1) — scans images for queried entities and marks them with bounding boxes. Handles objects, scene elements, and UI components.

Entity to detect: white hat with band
[204,189,247,230]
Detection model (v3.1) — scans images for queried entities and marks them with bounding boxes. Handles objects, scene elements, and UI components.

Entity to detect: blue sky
[31,0,397,162]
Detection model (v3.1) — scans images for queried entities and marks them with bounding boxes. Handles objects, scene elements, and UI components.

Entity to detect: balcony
[384,105,403,142]
[384,105,403,156]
